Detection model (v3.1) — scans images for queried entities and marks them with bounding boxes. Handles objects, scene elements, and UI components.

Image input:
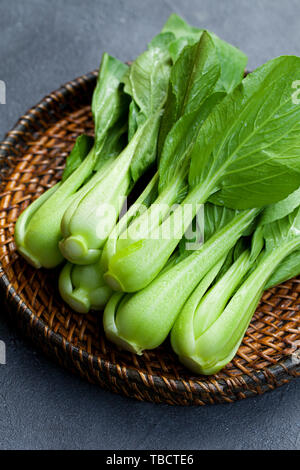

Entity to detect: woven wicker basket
[0,71,299,405]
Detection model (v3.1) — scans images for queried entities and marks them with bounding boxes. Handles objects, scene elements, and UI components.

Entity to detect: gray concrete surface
[0,0,299,450]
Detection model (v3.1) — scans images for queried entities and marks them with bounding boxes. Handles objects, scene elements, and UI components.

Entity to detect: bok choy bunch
[171,190,300,374]
[58,14,247,267]
[59,173,159,313]
[15,54,129,268]
[103,30,247,292]
[103,205,260,353]
[14,13,300,377]
[59,22,247,311]
[104,55,300,293]
[58,29,177,265]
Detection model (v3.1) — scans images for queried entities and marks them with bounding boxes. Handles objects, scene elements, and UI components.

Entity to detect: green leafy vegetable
[14,54,129,268]
[162,13,247,92]
[60,173,160,314]
[61,135,94,182]
[196,56,300,208]
[105,56,300,293]
[58,31,174,265]
[14,13,300,380]
[265,249,300,288]
[103,32,234,291]
[171,198,300,375]
[259,186,300,225]
[103,207,259,353]
[59,260,112,314]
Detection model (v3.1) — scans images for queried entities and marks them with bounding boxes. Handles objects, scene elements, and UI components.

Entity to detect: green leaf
[190,56,300,209]
[157,32,226,191]
[210,32,247,92]
[171,32,221,116]
[123,43,171,120]
[159,92,225,191]
[148,31,176,50]
[249,225,264,261]
[264,206,300,251]
[127,101,139,142]
[130,111,162,182]
[158,32,220,153]
[168,36,199,63]
[161,13,202,40]
[61,135,94,182]
[92,53,129,153]
[265,249,300,288]
[162,14,247,92]
[204,203,240,241]
[94,120,128,172]
[260,185,300,225]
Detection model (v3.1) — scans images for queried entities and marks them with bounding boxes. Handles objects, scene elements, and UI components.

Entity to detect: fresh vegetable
[260,186,300,288]
[103,30,248,292]
[60,15,244,310]
[103,206,260,353]
[104,55,300,293]
[14,13,300,379]
[59,172,159,312]
[58,28,177,265]
[68,26,244,299]
[14,54,129,268]
[161,13,247,93]
[265,249,300,288]
[58,260,112,314]
[171,191,300,375]
[59,16,247,267]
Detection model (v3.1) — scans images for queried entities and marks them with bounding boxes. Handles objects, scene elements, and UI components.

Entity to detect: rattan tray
[0,71,299,405]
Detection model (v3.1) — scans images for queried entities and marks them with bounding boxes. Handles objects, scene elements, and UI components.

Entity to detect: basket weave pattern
[0,72,299,405]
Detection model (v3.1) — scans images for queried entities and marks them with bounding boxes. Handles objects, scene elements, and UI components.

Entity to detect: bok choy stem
[58,259,112,314]
[171,197,300,375]
[186,239,299,375]
[103,208,259,353]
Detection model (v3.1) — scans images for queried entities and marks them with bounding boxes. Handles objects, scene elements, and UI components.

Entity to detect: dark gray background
[0,0,299,450]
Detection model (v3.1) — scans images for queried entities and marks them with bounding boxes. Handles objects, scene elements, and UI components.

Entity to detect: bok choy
[103,206,260,353]
[104,31,248,292]
[58,31,174,265]
[58,260,112,314]
[14,13,300,378]
[104,55,300,293]
[15,54,129,268]
[60,25,247,311]
[171,193,300,375]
